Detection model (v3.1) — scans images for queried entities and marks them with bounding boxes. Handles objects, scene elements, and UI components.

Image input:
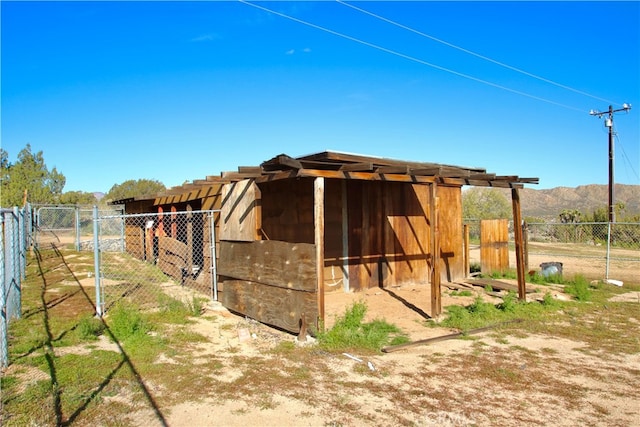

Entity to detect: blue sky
[2,1,639,193]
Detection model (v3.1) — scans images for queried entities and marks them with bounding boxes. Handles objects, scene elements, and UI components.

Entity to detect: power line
[615,133,640,184]
[337,0,620,107]
[239,0,585,113]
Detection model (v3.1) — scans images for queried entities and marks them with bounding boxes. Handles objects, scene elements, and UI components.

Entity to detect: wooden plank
[220,179,259,241]
[222,279,318,334]
[465,278,536,294]
[512,188,527,300]
[218,240,317,292]
[382,320,523,353]
[480,219,509,274]
[314,177,325,328]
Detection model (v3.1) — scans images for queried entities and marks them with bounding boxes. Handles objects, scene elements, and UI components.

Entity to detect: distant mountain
[516,184,639,220]
[93,192,105,201]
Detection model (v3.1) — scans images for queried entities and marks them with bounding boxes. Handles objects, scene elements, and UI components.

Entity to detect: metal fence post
[1,212,7,368]
[75,206,81,251]
[11,208,21,317]
[209,212,218,302]
[18,207,26,280]
[93,206,103,317]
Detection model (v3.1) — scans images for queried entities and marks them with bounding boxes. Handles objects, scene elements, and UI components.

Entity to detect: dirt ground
[9,240,638,426]
[5,279,640,426]
[120,283,640,427]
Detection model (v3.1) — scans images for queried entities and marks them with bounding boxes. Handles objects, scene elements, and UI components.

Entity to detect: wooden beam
[314,177,325,330]
[254,169,299,184]
[221,171,262,180]
[430,182,441,317]
[339,162,374,172]
[375,165,410,174]
[296,169,437,183]
[237,166,262,174]
[511,187,527,300]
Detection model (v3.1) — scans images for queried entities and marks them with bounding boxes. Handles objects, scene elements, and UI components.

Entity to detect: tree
[0,144,66,206]
[559,209,581,223]
[105,179,166,202]
[59,191,98,205]
[462,187,511,220]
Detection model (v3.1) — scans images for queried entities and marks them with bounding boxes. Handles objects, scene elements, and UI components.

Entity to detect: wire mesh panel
[96,210,218,314]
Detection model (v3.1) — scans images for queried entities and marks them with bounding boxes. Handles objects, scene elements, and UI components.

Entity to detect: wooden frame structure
[114,151,537,334]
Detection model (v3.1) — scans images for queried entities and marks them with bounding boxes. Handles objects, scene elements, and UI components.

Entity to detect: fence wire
[94,210,218,315]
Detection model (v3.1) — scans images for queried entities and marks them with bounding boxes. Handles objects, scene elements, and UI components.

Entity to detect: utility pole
[589,103,632,222]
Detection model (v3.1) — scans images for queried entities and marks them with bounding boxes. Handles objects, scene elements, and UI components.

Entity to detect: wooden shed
[114,151,538,334]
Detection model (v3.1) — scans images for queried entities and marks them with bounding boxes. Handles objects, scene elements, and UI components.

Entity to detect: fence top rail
[98,209,221,220]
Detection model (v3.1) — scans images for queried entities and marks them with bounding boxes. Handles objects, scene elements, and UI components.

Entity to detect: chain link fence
[33,205,124,250]
[526,222,640,283]
[464,219,640,283]
[1,206,31,368]
[93,209,219,316]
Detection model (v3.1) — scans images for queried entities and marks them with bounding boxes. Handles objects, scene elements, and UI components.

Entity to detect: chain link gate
[93,209,219,315]
[34,205,124,250]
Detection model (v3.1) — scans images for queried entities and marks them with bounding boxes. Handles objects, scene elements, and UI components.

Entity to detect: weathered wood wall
[480,218,509,274]
[157,236,188,282]
[259,178,464,292]
[220,180,260,241]
[345,181,433,290]
[218,240,318,333]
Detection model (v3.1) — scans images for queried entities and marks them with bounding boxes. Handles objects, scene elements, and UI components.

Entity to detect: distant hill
[514,184,639,220]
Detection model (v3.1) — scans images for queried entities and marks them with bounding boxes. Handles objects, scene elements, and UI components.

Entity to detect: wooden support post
[511,188,526,300]
[314,178,325,329]
[341,180,350,292]
[171,205,177,238]
[186,204,193,273]
[430,183,441,317]
[463,223,470,277]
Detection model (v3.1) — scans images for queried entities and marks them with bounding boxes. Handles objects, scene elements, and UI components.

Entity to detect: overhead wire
[239,0,586,113]
[337,0,621,107]
[614,132,640,184]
